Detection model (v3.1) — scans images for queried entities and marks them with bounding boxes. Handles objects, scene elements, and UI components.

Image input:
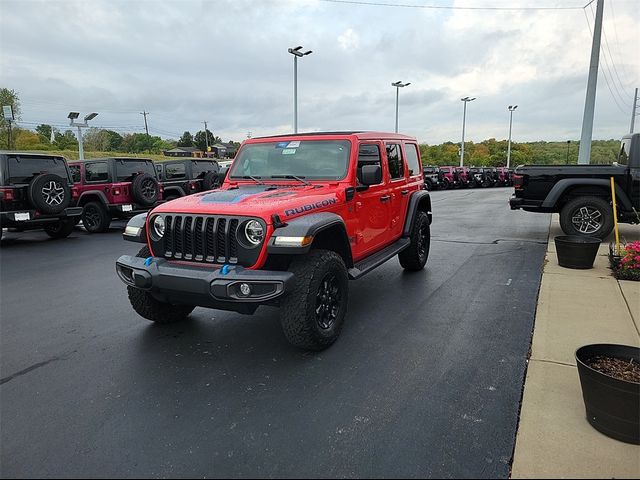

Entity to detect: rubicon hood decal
[284,198,337,217]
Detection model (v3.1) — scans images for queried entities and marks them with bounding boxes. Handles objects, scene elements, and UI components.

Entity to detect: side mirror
[360,164,382,186]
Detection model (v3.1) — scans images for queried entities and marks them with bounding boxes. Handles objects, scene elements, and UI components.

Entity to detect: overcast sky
[1,0,638,144]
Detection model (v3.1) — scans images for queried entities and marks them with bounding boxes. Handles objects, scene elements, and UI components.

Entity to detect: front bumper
[0,207,83,227]
[116,255,294,314]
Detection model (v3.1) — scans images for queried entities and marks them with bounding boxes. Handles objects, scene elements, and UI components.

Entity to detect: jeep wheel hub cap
[316,274,341,330]
[572,206,602,234]
[42,181,65,205]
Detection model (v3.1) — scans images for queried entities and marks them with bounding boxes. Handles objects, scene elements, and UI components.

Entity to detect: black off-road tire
[560,196,614,239]
[399,210,430,271]
[44,219,75,239]
[441,178,450,190]
[82,201,111,233]
[202,170,221,191]
[28,174,71,214]
[132,173,159,206]
[127,246,195,324]
[280,250,349,351]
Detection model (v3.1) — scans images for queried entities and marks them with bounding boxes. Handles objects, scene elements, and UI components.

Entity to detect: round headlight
[244,220,264,246]
[153,216,165,237]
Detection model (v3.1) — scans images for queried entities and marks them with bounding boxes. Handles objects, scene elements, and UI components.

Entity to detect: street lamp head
[303,50,312,56]
[392,81,410,88]
[508,105,518,111]
[68,112,79,120]
[84,112,98,121]
[289,45,311,57]
[461,96,476,102]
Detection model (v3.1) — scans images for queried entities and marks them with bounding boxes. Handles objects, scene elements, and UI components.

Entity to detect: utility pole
[140,110,149,136]
[630,87,638,134]
[460,96,476,167]
[203,121,210,152]
[566,140,571,164]
[507,105,518,168]
[577,0,604,165]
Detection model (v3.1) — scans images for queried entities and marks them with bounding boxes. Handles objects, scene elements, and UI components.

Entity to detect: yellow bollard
[610,177,621,255]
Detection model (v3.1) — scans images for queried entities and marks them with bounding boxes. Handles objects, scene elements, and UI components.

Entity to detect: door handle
[401,189,409,196]
[380,195,391,202]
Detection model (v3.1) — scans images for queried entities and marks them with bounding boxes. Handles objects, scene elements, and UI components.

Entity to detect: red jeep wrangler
[116,132,432,350]
[69,157,163,233]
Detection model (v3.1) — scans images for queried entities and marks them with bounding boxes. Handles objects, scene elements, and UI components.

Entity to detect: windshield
[7,156,70,184]
[229,140,351,181]
[115,159,156,182]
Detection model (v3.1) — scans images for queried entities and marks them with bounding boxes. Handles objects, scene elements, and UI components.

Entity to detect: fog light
[239,283,251,297]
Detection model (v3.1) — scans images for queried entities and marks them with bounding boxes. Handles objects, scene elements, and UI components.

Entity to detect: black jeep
[155,159,221,201]
[0,152,82,240]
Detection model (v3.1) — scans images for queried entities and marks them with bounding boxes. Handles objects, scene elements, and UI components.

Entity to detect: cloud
[0,0,638,144]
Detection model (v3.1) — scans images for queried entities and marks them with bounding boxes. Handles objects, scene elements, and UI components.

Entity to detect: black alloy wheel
[315,273,342,330]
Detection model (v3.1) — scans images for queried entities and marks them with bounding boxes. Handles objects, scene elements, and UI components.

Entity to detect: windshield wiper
[270,175,311,186]
[237,175,264,185]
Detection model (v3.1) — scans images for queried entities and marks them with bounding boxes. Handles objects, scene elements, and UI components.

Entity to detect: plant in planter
[576,344,640,444]
[609,241,640,281]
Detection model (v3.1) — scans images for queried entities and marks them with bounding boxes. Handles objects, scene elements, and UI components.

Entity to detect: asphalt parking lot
[0,188,550,478]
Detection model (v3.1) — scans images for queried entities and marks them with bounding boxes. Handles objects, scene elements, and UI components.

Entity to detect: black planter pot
[576,344,640,444]
[555,235,602,269]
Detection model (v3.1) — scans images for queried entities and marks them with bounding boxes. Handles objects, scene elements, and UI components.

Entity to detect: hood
[153,184,341,223]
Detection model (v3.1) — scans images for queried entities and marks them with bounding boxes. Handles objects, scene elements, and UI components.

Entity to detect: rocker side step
[348,238,410,280]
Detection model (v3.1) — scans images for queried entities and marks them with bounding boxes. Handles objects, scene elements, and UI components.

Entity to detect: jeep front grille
[163,215,240,264]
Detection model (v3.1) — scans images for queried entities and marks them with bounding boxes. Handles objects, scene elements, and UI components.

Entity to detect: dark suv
[155,159,221,201]
[0,152,82,240]
[69,157,163,233]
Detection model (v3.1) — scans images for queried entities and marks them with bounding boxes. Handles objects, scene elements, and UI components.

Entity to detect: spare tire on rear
[28,173,71,214]
[202,169,221,191]
[131,173,159,207]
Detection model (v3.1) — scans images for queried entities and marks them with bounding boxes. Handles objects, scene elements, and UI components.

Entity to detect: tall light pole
[288,45,312,133]
[630,87,638,134]
[566,140,571,164]
[460,96,475,167]
[506,105,518,168]
[69,112,98,161]
[577,0,604,165]
[392,81,410,133]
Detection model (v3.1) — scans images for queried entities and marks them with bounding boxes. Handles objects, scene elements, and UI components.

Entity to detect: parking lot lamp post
[288,46,312,134]
[392,81,411,133]
[507,105,518,168]
[460,97,475,167]
[68,112,98,161]
[566,140,571,164]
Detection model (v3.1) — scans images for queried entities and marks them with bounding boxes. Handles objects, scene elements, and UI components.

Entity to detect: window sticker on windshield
[276,142,288,149]
[282,148,296,155]
[287,141,300,148]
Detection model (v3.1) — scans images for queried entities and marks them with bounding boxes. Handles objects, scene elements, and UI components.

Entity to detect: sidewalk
[511,215,640,479]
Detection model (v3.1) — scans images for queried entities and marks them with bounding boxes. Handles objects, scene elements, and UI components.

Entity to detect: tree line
[0,87,623,164]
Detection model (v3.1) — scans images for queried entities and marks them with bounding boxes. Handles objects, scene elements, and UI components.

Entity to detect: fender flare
[542,178,632,210]
[78,190,109,206]
[403,190,432,237]
[267,212,353,266]
[163,185,187,198]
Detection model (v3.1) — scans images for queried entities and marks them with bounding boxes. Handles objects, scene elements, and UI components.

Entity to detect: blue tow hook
[221,264,230,275]
[144,257,153,267]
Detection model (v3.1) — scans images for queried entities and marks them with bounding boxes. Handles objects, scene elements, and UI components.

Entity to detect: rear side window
[165,163,186,179]
[85,162,109,182]
[115,159,156,182]
[618,139,631,165]
[7,156,69,184]
[69,164,81,183]
[191,161,218,178]
[386,144,404,180]
[404,144,421,176]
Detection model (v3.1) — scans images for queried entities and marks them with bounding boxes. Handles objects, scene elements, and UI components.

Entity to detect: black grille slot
[183,216,193,260]
[216,218,227,262]
[229,219,239,260]
[161,215,244,265]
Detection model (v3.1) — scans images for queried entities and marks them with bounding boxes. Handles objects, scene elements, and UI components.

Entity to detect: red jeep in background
[116,132,432,351]
[69,157,163,233]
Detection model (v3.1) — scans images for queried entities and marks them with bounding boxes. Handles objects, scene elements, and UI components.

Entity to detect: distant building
[163,147,202,157]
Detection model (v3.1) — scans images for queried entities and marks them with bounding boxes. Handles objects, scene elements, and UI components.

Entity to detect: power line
[318,0,585,10]
[608,0,635,87]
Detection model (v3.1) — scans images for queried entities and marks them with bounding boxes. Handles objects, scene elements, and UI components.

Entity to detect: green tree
[104,130,124,151]
[55,130,79,149]
[36,124,56,143]
[194,129,219,151]
[83,127,109,151]
[177,131,194,147]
